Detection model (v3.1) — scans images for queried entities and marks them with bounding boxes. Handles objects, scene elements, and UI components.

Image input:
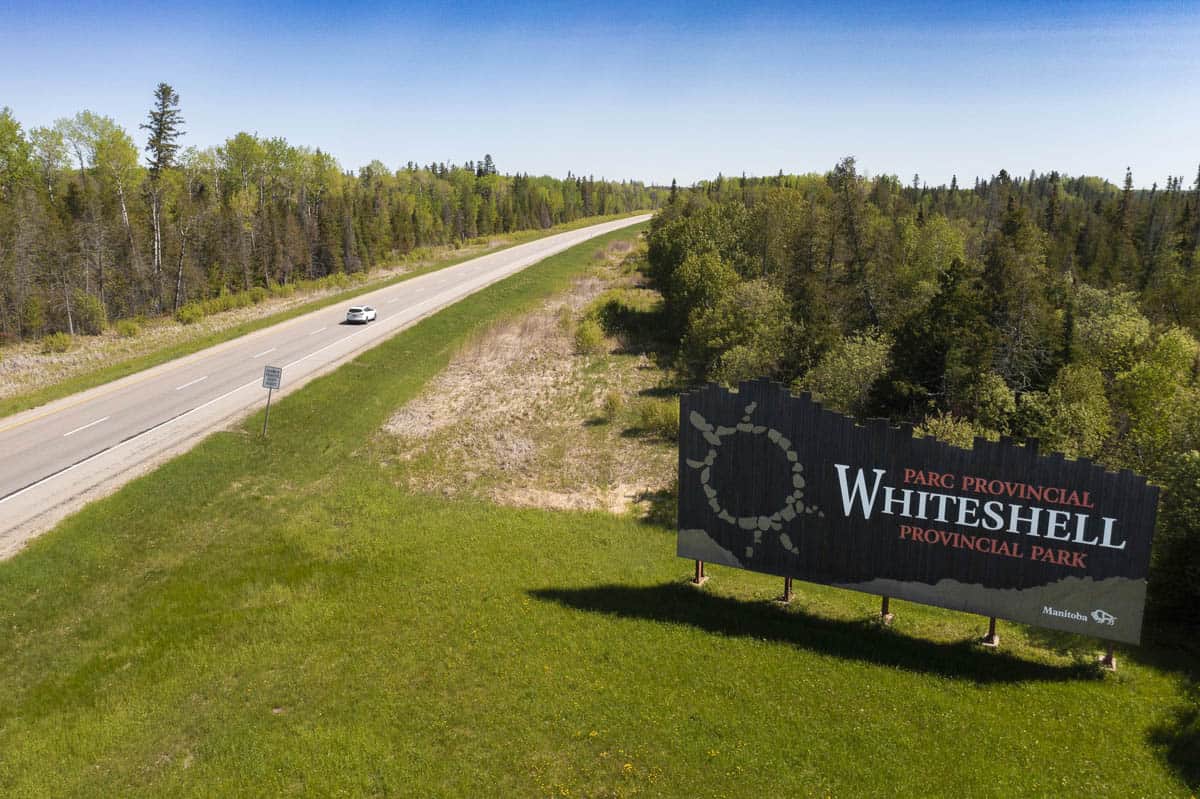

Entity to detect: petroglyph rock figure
[684,402,820,557]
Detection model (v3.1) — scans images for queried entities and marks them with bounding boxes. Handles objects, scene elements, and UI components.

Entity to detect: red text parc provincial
[834,465,1126,551]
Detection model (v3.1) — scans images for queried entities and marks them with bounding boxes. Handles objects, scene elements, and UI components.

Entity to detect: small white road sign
[262,365,282,390]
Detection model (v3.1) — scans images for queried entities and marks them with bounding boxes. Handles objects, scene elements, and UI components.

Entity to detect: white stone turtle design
[685,401,822,559]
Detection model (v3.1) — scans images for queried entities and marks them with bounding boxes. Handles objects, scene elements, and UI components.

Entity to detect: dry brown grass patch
[380,242,673,516]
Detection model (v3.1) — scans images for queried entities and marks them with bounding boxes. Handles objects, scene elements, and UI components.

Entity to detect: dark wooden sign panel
[677,380,1160,644]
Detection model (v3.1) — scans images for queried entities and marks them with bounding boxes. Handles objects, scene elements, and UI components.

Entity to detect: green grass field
[1,222,1196,797]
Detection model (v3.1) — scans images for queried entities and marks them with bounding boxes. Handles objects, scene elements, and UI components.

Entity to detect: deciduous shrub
[955,371,1016,433]
[914,412,996,449]
[574,318,605,354]
[602,390,624,422]
[636,398,679,441]
[1074,286,1152,377]
[41,332,72,353]
[20,296,45,338]
[587,288,661,342]
[114,319,141,338]
[679,278,795,385]
[796,330,892,417]
[72,290,107,335]
[1016,364,1112,459]
[175,303,204,325]
[556,305,573,333]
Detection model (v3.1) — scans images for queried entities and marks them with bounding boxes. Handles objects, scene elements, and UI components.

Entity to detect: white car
[346,305,377,324]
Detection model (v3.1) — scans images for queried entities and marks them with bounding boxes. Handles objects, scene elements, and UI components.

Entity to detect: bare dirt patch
[378,240,674,516]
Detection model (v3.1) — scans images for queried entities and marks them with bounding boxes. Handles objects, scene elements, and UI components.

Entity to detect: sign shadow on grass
[530,582,1102,684]
[1133,639,1200,793]
[1146,695,1200,793]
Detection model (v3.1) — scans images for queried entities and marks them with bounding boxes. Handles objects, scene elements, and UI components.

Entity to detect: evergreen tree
[1043,171,1060,232]
[1118,166,1135,234]
[867,258,994,420]
[140,83,185,310]
[142,83,184,177]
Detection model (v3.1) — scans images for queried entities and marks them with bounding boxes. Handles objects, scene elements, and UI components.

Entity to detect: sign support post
[261,365,283,437]
[692,560,707,586]
[880,596,893,625]
[982,616,999,648]
[262,387,273,436]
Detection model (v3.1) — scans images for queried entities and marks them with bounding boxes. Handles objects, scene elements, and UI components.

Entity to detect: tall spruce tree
[140,83,184,310]
[1118,166,1135,234]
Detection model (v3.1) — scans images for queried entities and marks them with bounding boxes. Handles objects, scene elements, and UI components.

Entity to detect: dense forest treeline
[648,159,1200,628]
[0,86,659,342]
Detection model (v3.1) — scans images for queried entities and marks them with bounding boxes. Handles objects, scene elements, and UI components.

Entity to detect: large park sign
[677,380,1161,644]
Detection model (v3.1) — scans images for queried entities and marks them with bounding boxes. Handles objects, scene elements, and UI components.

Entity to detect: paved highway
[0,215,651,557]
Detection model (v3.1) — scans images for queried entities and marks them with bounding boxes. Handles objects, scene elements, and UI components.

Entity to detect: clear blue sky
[2,0,1196,187]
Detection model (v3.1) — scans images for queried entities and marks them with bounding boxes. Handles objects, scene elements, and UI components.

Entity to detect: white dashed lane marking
[63,416,110,437]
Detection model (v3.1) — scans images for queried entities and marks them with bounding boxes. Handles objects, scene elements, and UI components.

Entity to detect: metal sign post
[261,365,283,436]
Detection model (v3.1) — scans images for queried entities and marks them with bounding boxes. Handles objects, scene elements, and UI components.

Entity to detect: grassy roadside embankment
[0,212,646,421]
[0,220,1196,797]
